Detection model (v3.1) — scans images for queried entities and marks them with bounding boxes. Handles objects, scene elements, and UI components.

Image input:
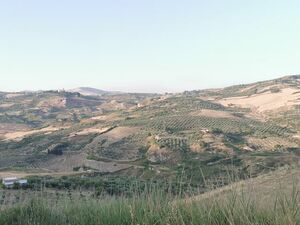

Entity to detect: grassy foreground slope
[0,166,299,225]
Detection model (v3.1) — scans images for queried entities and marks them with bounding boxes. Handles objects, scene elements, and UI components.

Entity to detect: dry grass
[246,137,298,151]
[1,167,299,225]
[70,126,112,137]
[0,123,29,135]
[100,126,140,140]
[3,126,68,141]
[218,88,300,113]
[189,166,300,203]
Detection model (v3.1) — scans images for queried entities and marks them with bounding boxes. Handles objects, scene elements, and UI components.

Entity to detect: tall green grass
[0,184,299,225]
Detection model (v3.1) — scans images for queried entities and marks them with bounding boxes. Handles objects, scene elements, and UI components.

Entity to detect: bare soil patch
[88,113,121,122]
[5,93,25,98]
[100,126,140,140]
[3,126,68,141]
[218,88,300,113]
[70,126,112,137]
[247,137,298,151]
[189,109,236,119]
[85,160,132,172]
[37,96,67,108]
[0,123,30,135]
[0,103,14,108]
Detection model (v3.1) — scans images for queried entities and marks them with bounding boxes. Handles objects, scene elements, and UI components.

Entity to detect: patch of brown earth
[37,97,67,108]
[5,93,25,98]
[100,100,134,111]
[0,103,15,108]
[190,143,205,153]
[87,113,122,122]
[247,137,298,151]
[0,123,30,135]
[70,126,112,137]
[100,126,140,140]
[147,144,172,163]
[38,152,130,173]
[85,160,132,173]
[143,136,169,162]
[218,88,300,113]
[3,126,68,141]
[201,133,234,155]
[189,109,236,119]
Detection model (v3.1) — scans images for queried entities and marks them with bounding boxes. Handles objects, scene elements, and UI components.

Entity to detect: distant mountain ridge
[68,87,122,96]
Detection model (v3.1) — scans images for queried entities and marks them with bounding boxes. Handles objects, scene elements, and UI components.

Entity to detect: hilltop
[68,87,122,96]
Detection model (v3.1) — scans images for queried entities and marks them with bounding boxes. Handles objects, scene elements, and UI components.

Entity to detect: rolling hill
[0,75,299,190]
[68,87,119,96]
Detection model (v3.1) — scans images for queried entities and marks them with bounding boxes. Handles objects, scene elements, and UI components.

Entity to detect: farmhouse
[1,177,28,188]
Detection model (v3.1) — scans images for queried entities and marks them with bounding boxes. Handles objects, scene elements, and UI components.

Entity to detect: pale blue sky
[0,0,300,93]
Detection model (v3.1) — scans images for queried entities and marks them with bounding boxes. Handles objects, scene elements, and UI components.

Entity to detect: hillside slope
[0,75,299,187]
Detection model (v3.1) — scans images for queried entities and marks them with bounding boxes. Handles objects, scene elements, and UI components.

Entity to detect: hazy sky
[1,0,300,93]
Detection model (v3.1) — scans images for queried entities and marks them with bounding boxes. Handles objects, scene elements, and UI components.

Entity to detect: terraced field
[121,115,292,137]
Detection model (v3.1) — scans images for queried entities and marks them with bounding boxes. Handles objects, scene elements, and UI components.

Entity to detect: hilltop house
[1,177,28,188]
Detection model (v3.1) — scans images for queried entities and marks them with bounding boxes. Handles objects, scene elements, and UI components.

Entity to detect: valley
[0,75,300,225]
[0,76,299,191]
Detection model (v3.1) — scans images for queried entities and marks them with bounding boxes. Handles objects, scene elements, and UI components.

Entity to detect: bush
[73,166,81,172]
[212,128,223,134]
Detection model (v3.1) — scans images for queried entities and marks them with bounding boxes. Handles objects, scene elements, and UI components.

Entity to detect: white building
[2,177,28,188]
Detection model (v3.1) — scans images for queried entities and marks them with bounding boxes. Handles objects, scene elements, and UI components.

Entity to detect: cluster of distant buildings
[1,177,28,188]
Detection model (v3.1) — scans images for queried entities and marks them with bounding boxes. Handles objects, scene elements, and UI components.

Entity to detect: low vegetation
[0,181,299,225]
